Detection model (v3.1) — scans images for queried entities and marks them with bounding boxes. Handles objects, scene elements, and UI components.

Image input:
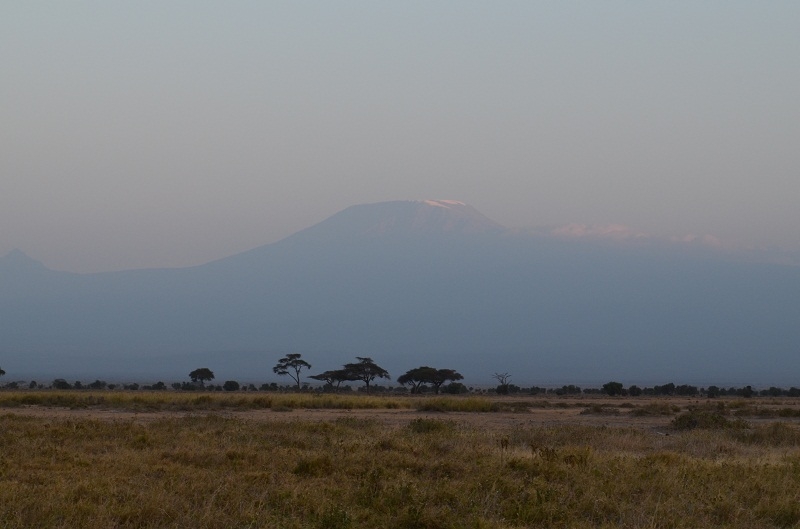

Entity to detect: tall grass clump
[415,396,495,412]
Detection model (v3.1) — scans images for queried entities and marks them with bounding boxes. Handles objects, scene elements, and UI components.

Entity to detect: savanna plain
[2,392,800,528]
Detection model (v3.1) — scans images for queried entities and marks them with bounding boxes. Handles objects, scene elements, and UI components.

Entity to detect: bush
[223,380,240,392]
[630,402,679,416]
[407,418,455,434]
[52,379,72,390]
[672,410,749,430]
[442,382,468,394]
[602,381,624,396]
[293,455,332,476]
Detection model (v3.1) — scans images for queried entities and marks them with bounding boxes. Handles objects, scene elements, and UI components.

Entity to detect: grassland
[2,392,800,528]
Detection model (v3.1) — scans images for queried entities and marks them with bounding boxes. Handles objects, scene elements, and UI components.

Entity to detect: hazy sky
[2,2,799,272]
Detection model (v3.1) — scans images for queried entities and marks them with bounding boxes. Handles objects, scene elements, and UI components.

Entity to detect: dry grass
[0,391,416,412]
[3,396,800,528]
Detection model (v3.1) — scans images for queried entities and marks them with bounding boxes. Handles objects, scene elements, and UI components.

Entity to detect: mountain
[287,199,505,239]
[2,200,799,386]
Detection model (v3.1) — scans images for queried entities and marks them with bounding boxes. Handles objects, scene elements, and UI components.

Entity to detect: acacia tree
[0,367,5,378]
[343,357,389,393]
[397,366,463,394]
[430,369,464,394]
[189,368,215,386]
[308,369,352,391]
[397,367,436,393]
[273,353,312,390]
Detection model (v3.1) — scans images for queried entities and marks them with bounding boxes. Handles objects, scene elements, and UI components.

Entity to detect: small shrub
[317,506,352,529]
[407,418,455,434]
[672,410,749,430]
[442,382,468,394]
[629,402,679,416]
[491,401,531,413]
[580,404,619,416]
[736,422,800,446]
[293,455,332,476]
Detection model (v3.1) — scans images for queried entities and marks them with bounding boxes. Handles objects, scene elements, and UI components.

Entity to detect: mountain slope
[1,201,799,385]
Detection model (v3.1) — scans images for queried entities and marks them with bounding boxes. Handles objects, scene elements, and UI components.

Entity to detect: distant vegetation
[3,351,799,399]
[1,376,798,401]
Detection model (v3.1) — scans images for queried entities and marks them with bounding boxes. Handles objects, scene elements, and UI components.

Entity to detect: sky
[2,1,799,273]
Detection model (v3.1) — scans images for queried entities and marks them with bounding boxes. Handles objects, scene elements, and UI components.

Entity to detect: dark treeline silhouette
[4,377,800,399]
[3,355,798,397]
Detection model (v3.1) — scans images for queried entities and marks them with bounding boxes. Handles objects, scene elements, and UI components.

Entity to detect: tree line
[1,360,797,397]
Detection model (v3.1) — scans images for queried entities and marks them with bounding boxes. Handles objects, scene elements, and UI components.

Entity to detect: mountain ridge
[1,200,799,385]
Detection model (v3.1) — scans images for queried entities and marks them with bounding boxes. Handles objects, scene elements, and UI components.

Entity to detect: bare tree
[492,372,512,394]
[492,372,511,385]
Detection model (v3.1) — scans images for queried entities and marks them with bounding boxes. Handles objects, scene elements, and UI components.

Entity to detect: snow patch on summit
[421,199,467,209]
[551,223,645,240]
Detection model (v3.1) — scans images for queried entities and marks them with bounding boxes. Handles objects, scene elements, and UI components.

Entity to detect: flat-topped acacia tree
[273,353,311,390]
[343,357,389,393]
[397,366,463,394]
[308,369,352,391]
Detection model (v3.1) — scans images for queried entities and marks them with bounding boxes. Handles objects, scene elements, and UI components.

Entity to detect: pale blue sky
[2,2,799,272]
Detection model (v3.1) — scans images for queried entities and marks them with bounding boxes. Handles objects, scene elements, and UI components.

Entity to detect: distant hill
[2,200,799,386]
